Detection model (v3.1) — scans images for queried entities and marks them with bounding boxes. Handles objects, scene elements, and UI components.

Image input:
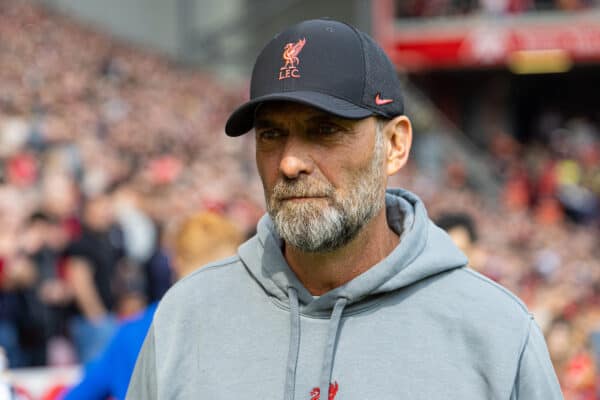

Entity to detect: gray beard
[266,130,386,253]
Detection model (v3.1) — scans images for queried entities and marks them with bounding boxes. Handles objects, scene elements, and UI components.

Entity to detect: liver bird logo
[310,381,339,400]
[281,38,306,70]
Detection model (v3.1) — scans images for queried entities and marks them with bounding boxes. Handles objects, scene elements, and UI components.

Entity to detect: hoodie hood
[238,188,468,315]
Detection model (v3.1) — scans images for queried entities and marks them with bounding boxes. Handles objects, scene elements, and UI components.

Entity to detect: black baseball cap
[225,18,404,136]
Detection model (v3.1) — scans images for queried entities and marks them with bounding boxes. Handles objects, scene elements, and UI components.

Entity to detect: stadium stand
[0,0,599,398]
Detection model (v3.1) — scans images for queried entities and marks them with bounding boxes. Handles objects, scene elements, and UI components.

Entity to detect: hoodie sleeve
[511,318,564,400]
[126,324,158,400]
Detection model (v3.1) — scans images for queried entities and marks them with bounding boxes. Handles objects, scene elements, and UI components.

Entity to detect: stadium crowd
[396,0,600,17]
[490,112,600,227]
[0,0,263,370]
[1,1,600,399]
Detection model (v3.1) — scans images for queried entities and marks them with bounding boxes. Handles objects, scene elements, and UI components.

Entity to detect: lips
[282,196,327,201]
[279,194,328,200]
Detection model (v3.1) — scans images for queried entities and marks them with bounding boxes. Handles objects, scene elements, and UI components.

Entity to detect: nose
[279,137,314,179]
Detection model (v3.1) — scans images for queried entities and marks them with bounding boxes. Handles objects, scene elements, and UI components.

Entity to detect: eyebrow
[306,115,354,129]
[254,119,282,129]
[254,113,354,130]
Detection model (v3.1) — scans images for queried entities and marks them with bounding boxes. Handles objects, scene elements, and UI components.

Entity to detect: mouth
[280,196,328,202]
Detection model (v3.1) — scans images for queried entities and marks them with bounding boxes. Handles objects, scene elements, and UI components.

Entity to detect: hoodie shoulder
[444,266,532,323]
[460,267,529,314]
[155,255,245,315]
[175,255,242,287]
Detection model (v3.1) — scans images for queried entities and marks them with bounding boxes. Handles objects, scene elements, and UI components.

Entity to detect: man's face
[254,102,387,253]
[84,195,114,231]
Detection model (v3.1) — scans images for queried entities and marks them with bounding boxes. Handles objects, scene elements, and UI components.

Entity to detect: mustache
[271,178,334,200]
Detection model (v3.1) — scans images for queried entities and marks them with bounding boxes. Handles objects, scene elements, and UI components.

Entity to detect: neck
[283,208,399,295]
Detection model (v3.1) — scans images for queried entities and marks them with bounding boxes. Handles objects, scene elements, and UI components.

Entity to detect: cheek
[319,146,375,189]
[255,150,280,192]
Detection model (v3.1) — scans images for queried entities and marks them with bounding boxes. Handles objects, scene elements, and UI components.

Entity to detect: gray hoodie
[127,189,563,399]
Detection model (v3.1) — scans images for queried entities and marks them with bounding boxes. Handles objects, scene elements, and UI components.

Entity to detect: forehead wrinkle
[254,117,283,129]
[256,108,365,135]
[255,108,322,134]
[305,114,352,126]
[254,115,308,133]
[255,101,329,121]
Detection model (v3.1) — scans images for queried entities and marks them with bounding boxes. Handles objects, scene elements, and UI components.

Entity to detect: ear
[384,115,412,176]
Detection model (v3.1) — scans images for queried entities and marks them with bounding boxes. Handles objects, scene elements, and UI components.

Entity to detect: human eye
[316,122,343,135]
[257,129,285,141]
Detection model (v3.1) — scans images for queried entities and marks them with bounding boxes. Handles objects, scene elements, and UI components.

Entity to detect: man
[435,212,481,268]
[127,19,562,399]
[63,193,124,363]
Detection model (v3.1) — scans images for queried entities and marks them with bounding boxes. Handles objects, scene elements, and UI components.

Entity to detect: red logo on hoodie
[310,381,339,400]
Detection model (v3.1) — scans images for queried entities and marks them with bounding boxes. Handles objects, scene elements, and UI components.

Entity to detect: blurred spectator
[0,187,38,368]
[167,212,243,277]
[112,186,171,304]
[62,193,124,363]
[17,212,72,366]
[435,212,481,268]
[63,211,243,400]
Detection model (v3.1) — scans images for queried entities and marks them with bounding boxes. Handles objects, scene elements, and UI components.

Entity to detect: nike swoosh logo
[375,93,393,105]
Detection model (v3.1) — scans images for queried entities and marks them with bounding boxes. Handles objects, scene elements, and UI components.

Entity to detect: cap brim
[225,91,374,136]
